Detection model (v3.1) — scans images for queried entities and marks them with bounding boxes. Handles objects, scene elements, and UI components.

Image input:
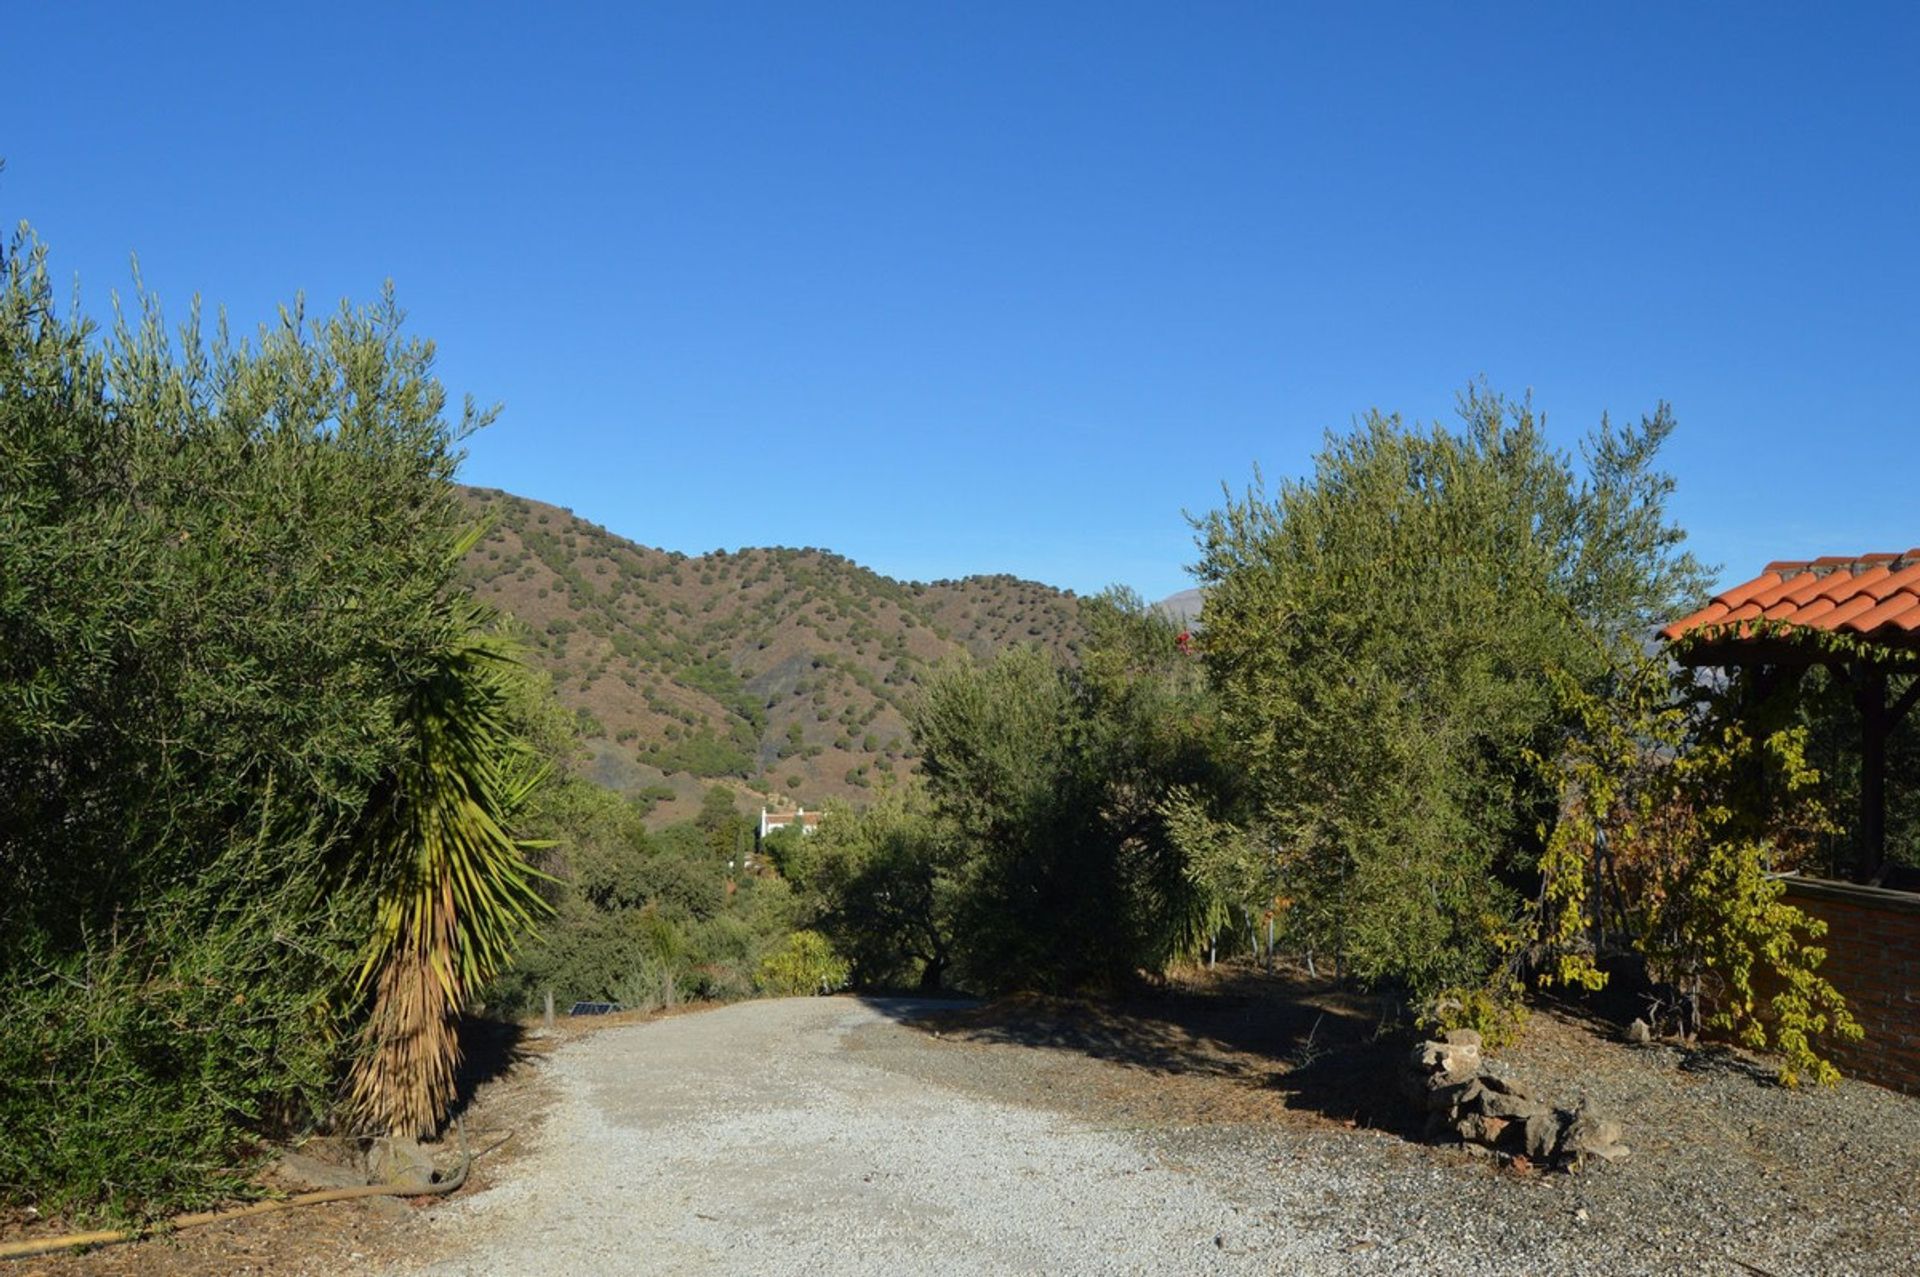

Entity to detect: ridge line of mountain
[457,485,1088,824]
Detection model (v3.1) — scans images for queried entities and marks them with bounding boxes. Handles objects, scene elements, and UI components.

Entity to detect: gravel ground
[392,997,1296,1276]
[381,993,1920,1276]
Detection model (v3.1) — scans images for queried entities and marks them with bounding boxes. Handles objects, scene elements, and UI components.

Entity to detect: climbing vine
[1532,658,1862,1086]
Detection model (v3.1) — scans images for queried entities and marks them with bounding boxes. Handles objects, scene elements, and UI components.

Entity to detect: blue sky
[6,3,1917,601]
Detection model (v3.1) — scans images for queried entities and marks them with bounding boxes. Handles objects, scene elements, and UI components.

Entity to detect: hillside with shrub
[458,488,1087,818]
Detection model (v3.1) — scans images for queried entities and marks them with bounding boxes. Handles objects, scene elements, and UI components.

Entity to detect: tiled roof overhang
[1662,551,1920,661]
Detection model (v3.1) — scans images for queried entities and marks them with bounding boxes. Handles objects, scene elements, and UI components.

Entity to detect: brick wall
[1780,875,1920,1095]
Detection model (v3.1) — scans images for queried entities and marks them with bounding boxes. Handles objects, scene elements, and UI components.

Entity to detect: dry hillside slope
[459,487,1086,821]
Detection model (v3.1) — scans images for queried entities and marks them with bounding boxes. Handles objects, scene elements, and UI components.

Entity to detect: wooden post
[1855,667,1889,883]
[544,989,555,1030]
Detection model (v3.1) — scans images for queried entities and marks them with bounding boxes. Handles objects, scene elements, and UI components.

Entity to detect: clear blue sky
[7,4,1917,601]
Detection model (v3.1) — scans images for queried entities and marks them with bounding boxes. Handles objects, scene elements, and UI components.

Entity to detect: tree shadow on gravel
[1529,979,1790,1093]
[1672,1042,1782,1086]
[905,963,1430,1139]
[1268,1040,1428,1138]
[445,1016,534,1124]
[856,993,985,1022]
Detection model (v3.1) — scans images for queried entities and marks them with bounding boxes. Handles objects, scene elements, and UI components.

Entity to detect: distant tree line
[487,780,812,1015]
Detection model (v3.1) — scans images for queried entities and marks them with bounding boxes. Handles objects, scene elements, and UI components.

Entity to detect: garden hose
[0,1119,475,1263]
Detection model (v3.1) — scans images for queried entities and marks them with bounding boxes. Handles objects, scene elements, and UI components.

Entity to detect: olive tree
[1189,387,1708,1000]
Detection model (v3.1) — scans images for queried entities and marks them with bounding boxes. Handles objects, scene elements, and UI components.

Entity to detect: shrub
[0,884,361,1217]
[1418,981,1531,1051]
[755,931,851,997]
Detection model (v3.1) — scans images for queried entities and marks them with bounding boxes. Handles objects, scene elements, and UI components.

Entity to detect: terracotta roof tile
[1717,572,1784,609]
[1824,566,1889,600]
[1778,573,1833,605]
[1818,595,1880,629]
[1666,602,1729,635]
[1870,561,1920,598]
[1852,594,1920,631]
[1751,576,1807,607]
[1662,551,1920,646]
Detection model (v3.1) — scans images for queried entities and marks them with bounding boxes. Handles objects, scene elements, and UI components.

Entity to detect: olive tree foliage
[901,589,1229,990]
[1,234,492,946]
[1189,388,1709,999]
[783,589,1222,996]
[1074,588,1240,968]
[0,222,531,1211]
[778,784,964,991]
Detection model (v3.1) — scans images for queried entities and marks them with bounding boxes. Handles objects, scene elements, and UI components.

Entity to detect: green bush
[755,931,851,997]
[0,884,362,1217]
[907,592,1223,991]
[1417,981,1532,1052]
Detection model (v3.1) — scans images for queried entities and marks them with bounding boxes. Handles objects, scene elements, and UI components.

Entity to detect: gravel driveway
[396,997,1277,1275]
[389,996,1918,1276]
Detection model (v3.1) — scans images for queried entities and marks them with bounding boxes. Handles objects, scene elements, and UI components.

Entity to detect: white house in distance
[759,806,822,840]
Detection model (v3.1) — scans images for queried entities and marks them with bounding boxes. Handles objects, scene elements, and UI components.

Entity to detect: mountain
[459,488,1087,823]
[1155,588,1205,626]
